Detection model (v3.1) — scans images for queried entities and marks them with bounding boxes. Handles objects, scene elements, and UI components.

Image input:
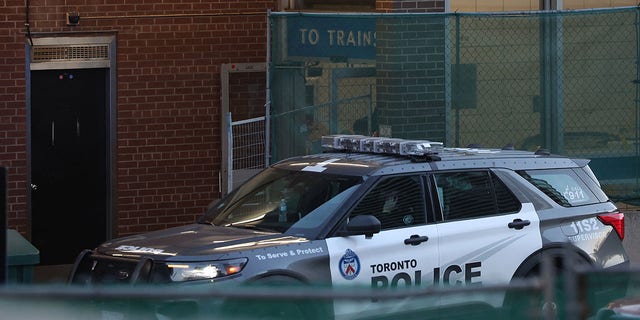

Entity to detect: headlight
[166,258,248,282]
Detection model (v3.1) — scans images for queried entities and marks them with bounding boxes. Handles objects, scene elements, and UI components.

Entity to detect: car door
[431,170,543,307]
[325,174,440,319]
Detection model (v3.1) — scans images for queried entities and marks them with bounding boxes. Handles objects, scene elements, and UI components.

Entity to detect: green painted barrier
[6,229,39,284]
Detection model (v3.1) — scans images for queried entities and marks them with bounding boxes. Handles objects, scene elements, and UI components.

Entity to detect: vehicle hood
[96,224,308,259]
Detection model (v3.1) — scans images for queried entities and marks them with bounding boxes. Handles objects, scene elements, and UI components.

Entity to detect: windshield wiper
[228,223,278,233]
[196,217,215,226]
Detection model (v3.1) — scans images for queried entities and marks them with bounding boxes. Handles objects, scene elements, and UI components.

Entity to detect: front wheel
[220,275,330,320]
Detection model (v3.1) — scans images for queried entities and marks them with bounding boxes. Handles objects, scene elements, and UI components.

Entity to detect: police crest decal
[339,249,360,280]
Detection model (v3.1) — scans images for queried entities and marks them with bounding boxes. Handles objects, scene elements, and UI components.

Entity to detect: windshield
[201,167,362,236]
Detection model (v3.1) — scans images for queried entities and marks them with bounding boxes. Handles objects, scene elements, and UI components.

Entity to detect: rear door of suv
[431,170,543,306]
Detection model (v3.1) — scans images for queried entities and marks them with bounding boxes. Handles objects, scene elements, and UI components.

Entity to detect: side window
[349,175,426,230]
[433,170,521,221]
[518,168,600,207]
[494,174,522,213]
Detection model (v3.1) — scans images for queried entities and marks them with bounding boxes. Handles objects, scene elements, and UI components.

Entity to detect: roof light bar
[361,137,383,153]
[374,138,404,154]
[321,135,443,157]
[399,140,444,155]
[320,134,366,151]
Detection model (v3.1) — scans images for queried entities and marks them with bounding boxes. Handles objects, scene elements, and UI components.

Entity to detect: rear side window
[433,170,521,221]
[518,168,602,207]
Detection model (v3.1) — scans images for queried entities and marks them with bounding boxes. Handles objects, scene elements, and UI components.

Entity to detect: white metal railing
[227,113,266,193]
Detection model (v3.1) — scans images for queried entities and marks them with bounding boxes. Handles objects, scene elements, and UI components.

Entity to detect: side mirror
[341,215,381,238]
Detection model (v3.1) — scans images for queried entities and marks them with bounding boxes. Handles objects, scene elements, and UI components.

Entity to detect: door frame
[26,35,117,240]
[220,62,267,197]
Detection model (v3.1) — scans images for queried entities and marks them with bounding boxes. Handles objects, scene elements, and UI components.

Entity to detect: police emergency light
[321,135,443,157]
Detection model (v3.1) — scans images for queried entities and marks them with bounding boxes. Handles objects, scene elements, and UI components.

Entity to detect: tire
[220,275,330,320]
[504,247,591,319]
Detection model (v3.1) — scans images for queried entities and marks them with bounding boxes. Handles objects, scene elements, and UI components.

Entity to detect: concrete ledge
[624,210,639,268]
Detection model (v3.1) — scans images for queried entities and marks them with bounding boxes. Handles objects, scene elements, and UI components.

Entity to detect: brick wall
[229,72,267,120]
[1,0,275,237]
[375,1,447,140]
[1,1,30,233]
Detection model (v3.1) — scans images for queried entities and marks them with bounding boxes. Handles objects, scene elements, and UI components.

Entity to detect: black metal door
[31,68,108,265]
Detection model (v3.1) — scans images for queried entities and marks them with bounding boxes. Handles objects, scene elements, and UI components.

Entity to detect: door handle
[404,234,429,246]
[508,218,530,230]
[30,183,38,191]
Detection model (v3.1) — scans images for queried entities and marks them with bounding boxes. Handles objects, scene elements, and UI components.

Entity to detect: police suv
[69,135,630,319]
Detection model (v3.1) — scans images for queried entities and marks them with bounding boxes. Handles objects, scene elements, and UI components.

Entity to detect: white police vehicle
[69,135,630,319]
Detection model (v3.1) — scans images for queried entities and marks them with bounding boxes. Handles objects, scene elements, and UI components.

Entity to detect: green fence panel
[269,8,640,205]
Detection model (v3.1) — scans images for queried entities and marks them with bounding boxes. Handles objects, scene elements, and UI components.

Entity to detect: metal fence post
[227,112,233,194]
[1,167,7,284]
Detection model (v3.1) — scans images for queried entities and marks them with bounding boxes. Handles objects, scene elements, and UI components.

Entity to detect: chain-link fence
[268,7,640,206]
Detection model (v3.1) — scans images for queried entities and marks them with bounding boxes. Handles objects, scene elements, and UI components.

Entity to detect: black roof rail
[409,154,441,163]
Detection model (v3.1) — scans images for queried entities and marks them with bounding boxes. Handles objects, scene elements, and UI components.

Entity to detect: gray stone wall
[624,211,639,268]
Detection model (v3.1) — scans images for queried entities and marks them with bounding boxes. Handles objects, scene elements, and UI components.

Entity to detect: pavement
[33,264,72,284]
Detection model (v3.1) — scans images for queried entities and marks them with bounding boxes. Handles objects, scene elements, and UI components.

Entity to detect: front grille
[70,252,171,285]
[92,257,140,284]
